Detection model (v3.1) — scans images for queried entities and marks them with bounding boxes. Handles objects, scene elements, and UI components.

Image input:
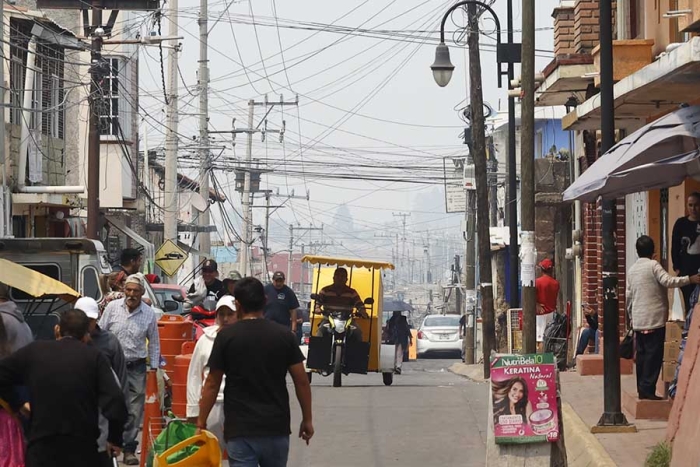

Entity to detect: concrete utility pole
[466,3,496,378]
[239,95,298,277]
[86,0,104,240]
[464,190,476,364]
[197,0,211,256]
[164,0,180,282]
[519,0,537,354]
[454,255,462,317]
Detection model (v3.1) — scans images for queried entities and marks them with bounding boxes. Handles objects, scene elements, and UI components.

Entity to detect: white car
[416,314,463,357]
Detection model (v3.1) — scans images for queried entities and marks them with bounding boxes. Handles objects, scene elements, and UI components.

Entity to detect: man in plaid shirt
[99,274,160,465]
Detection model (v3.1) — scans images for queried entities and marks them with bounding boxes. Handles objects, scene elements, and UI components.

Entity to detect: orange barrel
[158,315,193,375]
[173,353,192,386]
[140,371,161,466]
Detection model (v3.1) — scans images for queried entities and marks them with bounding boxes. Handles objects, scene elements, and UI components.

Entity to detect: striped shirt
[318,284,363,313]
[99,298,160,369]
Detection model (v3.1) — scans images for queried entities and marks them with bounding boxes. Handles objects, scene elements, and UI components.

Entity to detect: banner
[490,353,559,444]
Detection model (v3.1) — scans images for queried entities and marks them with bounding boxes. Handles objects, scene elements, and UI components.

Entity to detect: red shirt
[535,274,560,314]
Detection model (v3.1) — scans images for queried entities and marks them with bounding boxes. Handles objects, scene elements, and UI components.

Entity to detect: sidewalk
[449,363,667,467]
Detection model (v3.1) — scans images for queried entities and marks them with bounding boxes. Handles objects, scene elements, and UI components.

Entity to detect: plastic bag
[0,401,25,467]
[146,418,198,467]
[543,312,570,371]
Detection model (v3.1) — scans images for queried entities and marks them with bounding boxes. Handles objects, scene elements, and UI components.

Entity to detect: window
[81,266,102,301]
[99,57,122,137]
[423,316,460,328]
[49,75,62,138]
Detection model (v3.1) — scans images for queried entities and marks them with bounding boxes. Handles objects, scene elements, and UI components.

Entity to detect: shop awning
[563,37,700,130]
[563,105,700,202]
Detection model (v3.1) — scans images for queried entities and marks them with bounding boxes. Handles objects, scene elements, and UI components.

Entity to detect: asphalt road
[287,357,490,467]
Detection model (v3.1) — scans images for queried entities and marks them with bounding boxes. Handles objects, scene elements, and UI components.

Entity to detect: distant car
[416,314,462,357]
[152,283,188,315]
[300,322,311,345]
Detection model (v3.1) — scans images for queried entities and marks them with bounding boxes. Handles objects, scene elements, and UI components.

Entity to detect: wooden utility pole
[466,3,495,378]
[520,0,537,354]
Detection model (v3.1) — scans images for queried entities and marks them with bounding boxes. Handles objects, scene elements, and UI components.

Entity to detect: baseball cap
[229,270,242,281]
[539,258,554,271]
[272,271,285,281]
[125,274,145,288]
[216,295,236,313]
[202,259,218,272]
[75,297,100,320]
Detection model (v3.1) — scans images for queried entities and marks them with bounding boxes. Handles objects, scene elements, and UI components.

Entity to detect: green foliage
[645,442,671,467]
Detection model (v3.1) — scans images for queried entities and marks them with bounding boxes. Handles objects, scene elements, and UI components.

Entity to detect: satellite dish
[189,193,208,212]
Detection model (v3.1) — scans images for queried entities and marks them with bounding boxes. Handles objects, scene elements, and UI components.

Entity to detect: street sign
[155,239,188,277]
[444,156,469,213]
[445,182,467,213]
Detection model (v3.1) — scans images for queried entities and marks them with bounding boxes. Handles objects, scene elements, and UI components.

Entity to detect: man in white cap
[186,295,237,451]
[99,274,160,465]
[76,296,128,467]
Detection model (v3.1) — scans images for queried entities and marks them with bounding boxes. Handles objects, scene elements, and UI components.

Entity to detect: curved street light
[430,0,504,88]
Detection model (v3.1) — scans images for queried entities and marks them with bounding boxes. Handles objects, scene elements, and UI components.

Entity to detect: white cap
[216,295,236,312]
[75,297,100,320]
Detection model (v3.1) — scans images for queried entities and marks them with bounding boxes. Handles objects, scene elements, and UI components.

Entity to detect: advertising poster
[490,353,559,444]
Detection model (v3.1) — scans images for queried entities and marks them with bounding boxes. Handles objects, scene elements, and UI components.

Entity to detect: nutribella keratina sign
[490,353,559,444]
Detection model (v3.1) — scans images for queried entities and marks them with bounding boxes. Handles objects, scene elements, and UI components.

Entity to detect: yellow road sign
[155,239,188,277]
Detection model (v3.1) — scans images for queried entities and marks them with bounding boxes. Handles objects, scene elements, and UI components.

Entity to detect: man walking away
[627,235,700,400]
[99,274,160,465]
[386,310,412,374]
[0,309,127,467]
[114,248,143,275]
[264,271,300,333]
[0,283,32,353]
[198,277,314,466]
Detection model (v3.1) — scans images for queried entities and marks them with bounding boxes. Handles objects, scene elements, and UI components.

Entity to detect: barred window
[99,57,121,137]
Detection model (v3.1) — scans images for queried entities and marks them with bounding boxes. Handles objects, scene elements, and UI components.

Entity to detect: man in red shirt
[535,258,560,344]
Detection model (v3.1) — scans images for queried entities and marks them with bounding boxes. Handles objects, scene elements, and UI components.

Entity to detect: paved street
[288,357,489,467]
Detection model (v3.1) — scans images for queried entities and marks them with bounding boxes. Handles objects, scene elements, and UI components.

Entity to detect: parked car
[152,283,188,315]
[416,314,462,358]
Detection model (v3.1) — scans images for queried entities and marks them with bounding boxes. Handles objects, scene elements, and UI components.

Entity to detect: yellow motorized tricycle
[300,255,397,387]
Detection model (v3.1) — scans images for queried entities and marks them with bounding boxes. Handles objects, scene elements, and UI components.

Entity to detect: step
[622,390,673,420]
[576,354,634,376]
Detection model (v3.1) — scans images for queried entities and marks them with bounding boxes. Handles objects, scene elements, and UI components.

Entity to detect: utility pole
[467,3,495,378]
[0,0,7,237]
[595,0,631,431]
[86,0,104,240]
[288,224,323,290]
[454,255,462,318]
[197,0,211,256]
[163,0,180,283]
[520,0,537,354]
[507,0,520,309]
[239,95,298,276]
[393,212,410,282]
[464,190,476,364]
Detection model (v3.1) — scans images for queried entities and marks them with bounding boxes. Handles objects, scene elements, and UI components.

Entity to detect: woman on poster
[492,377,532,426]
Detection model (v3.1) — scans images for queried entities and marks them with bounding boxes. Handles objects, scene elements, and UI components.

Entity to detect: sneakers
[123,452,139,465]
[394,367,402,375]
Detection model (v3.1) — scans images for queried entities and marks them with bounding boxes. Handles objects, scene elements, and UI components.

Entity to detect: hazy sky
[137,0,560,262]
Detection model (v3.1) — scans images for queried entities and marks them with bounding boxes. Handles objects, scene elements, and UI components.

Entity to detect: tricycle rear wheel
[382,372,393,386]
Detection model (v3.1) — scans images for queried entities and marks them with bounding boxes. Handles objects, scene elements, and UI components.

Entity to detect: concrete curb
[562,402,617,467]
[448,362,487,382]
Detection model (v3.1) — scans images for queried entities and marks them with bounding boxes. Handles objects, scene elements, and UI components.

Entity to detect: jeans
[123,360,147,454]
[576,328,599,356]
[227,436,290,467]
[635,328,665,398]
[394,344,404,370]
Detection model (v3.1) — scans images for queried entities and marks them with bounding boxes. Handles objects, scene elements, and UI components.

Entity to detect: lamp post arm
[438,0,502,48]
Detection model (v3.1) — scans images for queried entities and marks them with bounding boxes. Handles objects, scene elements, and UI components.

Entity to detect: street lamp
[431,43,455,87]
